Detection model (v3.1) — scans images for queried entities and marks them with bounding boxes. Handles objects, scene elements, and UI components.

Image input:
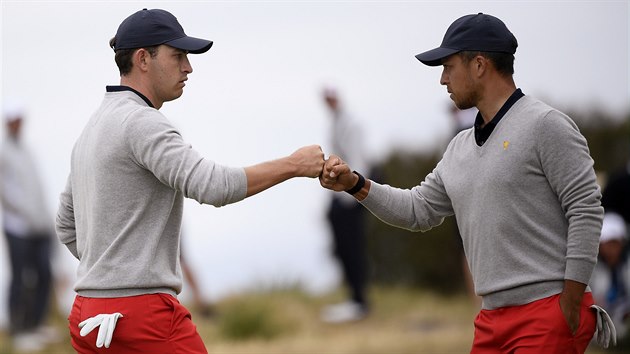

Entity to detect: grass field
[0,286,626,353]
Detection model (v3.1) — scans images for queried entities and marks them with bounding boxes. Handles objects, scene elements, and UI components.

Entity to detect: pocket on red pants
[554,294,577,339]
[574,293,597,350]
[550,292,597,353]
[155,293,206,354]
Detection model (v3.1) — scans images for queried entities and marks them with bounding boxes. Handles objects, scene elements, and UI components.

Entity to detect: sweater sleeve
[124,109,247,207]
[537,110,603,285]
[360,163,454,232]
[55,174,79,259]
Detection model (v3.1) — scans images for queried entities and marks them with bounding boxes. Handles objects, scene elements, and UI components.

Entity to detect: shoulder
[511,96,551,121]
[117,107,185,162]
[123,106,178,136]
[519,99,589,159]
[105,91,168,125]
[510,96,579,135]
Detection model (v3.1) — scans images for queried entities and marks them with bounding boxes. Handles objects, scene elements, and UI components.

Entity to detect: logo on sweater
[503,141,510,150]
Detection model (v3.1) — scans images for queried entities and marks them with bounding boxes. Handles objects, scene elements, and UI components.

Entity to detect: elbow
[64,240,80,260]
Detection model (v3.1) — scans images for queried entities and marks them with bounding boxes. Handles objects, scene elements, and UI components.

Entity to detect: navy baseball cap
[111,8,213,54]
[415,13,517,66]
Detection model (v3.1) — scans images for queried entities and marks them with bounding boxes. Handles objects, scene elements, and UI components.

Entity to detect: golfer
[320,13,613,353]
[56,8,323,353]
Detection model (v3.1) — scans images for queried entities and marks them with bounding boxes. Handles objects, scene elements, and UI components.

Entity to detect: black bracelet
[345,171,365,195]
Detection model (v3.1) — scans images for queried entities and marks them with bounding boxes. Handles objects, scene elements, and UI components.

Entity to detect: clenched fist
[319,155,357,191]
[289,145,325,178]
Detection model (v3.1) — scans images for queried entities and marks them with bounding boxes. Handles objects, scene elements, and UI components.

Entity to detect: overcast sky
[1,0,628,321]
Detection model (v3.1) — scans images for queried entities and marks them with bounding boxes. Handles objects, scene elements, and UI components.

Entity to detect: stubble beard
[452,81,479,110]
[452,94,476,110]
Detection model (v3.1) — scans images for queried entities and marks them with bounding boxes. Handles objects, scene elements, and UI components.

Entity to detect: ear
[134,48,151,73]
[472,55,488,78]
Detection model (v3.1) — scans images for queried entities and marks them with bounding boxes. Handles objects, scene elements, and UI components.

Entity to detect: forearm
[361,181,452,232]
[244,157,299,197]
[559,279,587,333]
[321,159,450,231]
[56,176,78,257]
[56,214,78,259]
[244,145,324,197]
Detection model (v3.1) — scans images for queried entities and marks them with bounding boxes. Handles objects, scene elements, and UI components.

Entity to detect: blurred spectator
[320,88,370,323]
[590,212,629,340]
[0,99,58,352]
[180,230,216,319]
[592,159,630,340]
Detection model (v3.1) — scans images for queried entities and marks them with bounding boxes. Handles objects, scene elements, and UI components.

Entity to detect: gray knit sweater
[56,90,247,297]
[361,95,603,309]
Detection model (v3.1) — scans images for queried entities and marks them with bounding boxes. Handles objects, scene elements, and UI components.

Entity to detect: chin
[454,100,474,110]
[170,91,184,101]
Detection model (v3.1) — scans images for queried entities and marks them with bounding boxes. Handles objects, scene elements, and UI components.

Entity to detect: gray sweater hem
[77,287,178,298]
[481,280,592,310]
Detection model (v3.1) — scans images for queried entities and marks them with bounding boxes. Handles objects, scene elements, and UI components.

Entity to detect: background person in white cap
[1,99,58,352]
[591,160,630,342]
[55,8,324,353]
[591,212,629,341]
[320,12,615,352]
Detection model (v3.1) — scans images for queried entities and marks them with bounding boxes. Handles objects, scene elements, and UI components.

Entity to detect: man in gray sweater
[320,13,613,353]
[56,8,323,353]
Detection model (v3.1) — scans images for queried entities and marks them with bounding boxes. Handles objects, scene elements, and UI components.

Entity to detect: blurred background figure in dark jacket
[1,98,59,352]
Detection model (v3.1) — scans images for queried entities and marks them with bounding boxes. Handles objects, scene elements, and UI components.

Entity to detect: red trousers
[69,293,207,354]
[471,293,596,354]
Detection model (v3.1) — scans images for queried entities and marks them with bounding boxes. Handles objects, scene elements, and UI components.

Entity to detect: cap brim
[166,36,213,54]
[415,47,460,66]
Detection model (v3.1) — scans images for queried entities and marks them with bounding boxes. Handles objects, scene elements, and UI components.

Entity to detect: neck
[476,77,516,124]
[120,76,161,109]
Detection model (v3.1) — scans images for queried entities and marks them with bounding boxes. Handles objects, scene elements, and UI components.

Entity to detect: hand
[559,280,586,335]
[289,145,325,178]
[559,297,580,334]
[79,313,123,348]
[319,155,356,191]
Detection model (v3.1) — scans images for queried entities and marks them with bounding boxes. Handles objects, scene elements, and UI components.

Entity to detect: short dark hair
[109,37,159,76]
[459,51,515,76]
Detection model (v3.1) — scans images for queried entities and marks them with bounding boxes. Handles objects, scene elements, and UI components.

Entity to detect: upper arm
[124,111,247,206]
[537,111,601,218]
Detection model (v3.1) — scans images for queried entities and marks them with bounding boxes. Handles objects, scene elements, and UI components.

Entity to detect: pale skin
[320,52,586,334]
[121,44,324,197]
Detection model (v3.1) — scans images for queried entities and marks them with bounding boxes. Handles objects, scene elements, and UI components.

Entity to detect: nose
[439,68,448,86]
[183,54,193,74]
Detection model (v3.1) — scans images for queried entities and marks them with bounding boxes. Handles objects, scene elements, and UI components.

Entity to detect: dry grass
[0,286,624,353]
[203,287,477,354]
